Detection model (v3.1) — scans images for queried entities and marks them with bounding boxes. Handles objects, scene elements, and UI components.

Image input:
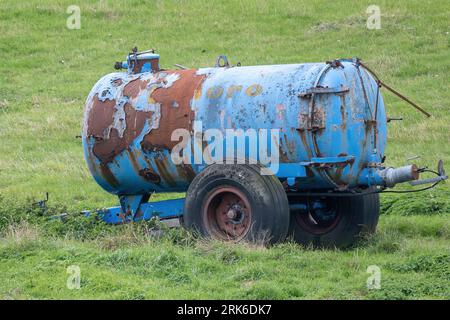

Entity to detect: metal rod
[287,191,375,197]
[358,61,431,117]
[174,64,189,70]
[378,81,431,117]
[373,80,380,149]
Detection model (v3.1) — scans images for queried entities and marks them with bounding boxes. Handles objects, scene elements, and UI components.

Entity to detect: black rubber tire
[182,164,290,244]
[362,192,380,234]
[288,193,380,248]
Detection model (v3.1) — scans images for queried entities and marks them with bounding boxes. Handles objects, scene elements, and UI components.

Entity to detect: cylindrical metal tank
[82,55,387,195]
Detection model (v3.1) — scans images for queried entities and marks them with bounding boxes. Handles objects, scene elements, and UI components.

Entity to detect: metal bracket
[326,59,345,68]
[387,116,403,123]
[117,194,148,222]
[300,156,355,167]
[92,198,185,224]
[275,156,355,179]
[215,55,230,68]
[298,86,349,98]
[297,108,326,131]
[276,164,307,178]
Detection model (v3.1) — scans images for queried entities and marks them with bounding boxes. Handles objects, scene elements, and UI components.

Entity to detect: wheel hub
[294,197,341,235]
[226,204,246,223]
[203,187,252,241]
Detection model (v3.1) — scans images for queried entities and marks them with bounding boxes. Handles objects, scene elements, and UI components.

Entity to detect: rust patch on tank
[311,132,323,158]
[99,163,119,187]
[123,77,151,97]
[86,70,205,165]
[297,129,313,159]
[91,102,151,164]
[141,141,170,153]
[138,168,161,184]
[279,134,292,163]
[112,78,123,86]
[310,107,325,131]
[154,156,177,187]
[127,149,141,173]
[87,96,116,139]
[140,69,206,152]
[340,99,347,130]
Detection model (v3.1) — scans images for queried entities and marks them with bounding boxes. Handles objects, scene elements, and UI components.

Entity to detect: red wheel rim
[202,186,252,241]
[294,198,342,235]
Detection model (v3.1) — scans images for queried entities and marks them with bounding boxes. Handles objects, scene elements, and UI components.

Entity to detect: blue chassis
[87,157,384,225]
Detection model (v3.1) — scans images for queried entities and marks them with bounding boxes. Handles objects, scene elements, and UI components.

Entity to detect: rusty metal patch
[85,70,206,164]
[140,70,206,152]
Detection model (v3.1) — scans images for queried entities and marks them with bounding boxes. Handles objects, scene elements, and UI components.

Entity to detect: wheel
[288,193,380,248]
[183,164,290,244]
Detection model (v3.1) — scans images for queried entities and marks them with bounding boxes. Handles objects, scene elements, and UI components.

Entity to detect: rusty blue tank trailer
[81,48,447,247]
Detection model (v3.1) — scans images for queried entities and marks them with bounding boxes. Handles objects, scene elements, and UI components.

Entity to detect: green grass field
[0,0,449,299]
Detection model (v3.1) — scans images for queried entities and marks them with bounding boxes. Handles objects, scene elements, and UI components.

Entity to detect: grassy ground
[0,0,449,299]
[0,200,448,299]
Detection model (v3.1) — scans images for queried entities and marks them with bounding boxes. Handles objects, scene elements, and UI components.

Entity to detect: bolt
[226,209,237,219]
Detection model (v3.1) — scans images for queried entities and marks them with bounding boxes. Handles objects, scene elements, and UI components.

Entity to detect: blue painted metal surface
[82,55,396,223]
[95,198,184,224]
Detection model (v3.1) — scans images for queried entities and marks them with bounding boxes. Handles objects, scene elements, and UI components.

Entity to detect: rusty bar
[378,80,431,117]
